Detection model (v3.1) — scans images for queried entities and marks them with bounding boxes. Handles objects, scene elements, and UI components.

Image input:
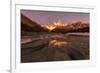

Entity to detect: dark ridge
[51,26,89,33]
[21,13,48,32]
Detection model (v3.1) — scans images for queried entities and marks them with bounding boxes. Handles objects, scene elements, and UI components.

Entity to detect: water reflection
[49,39,68,47]
[21,36,32,44]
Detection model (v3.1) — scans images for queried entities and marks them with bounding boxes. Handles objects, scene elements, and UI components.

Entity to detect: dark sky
[21,10,89,25]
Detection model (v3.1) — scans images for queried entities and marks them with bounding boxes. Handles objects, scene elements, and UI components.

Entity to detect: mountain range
[21,13,89,33]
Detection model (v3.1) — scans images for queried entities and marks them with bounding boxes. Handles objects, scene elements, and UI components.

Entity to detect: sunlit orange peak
[46,26,56,31]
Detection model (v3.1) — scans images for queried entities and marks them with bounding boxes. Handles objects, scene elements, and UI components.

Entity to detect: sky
[21,10,89,25]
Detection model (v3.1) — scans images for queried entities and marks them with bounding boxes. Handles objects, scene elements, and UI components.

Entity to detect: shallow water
[21,32,89,63]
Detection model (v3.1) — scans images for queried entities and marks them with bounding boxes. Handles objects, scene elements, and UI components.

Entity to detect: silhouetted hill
[21,14,48,32]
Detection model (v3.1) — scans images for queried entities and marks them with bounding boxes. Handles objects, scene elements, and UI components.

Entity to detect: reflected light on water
[21,36,32,44]
[49,39,68,47]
